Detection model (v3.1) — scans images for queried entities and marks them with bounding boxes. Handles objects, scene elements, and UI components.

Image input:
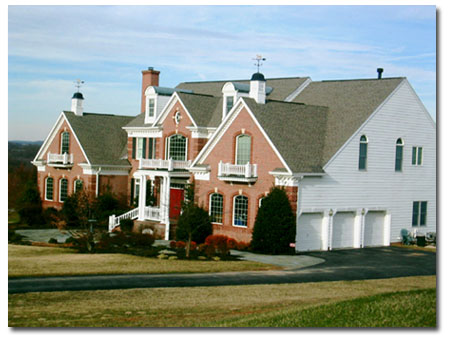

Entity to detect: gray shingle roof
[176,77,310,101]
[63,111,134,166]
[243,98,329,173]
[293,77,405,165]
[124,113,150,128]
[176,92,222,128]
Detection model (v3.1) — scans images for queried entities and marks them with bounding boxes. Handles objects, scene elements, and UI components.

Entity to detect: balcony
[139,158,191,171]
[218,161,258,183]
[47,152,74,168]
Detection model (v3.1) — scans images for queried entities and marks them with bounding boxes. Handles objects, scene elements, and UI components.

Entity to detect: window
[148,98,155,117]
[74,179,83,193]
[61,131,70,154]
[226,96,234,114]
[59,178,68,202]
[167,134,187,161]
[148,138,155,159]
[359,135,368,170]
[209,193,224,224]
[236,134,251,165]
[136,138,147,159]
[395,138,404,171]
[45,177,54,201]
[412,146,423,165]
[412,201,428,226]
[233,195,248,227]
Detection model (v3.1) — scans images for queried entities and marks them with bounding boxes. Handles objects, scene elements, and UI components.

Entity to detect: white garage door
[332,212,355,249]
[296,213,323,251]
[364,211,386,247]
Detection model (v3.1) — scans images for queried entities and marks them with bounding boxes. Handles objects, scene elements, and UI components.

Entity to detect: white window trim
[148,97,156,118]
[44,177,54,201]
[412,201,428,227]
[235,134,251,165]
[412,146,424,166]
[59,178,68,203]
[395,138,404,172]
[60,131,70,154]
[136,138,144,159]
[232,195,248,228]
[166,134,188,161]
[209,193,223,225]
[359,135,368,171]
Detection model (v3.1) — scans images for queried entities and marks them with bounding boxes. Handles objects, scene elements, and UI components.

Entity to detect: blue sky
[8,5,436,141]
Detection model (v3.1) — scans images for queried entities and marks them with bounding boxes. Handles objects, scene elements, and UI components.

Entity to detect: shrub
[48,238,58,244]
[176,204,212,245]
[200,235,236,258]
[120,219,134,233]
[17,181,45,227]
[236,241,250,251]
[8,230,27,244]
[251,187,296,255]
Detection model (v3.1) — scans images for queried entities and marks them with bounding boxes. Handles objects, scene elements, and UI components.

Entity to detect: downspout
[96,167,101,197]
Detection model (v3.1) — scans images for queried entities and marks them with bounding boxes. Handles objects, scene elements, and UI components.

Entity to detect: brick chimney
[141,67,160,114]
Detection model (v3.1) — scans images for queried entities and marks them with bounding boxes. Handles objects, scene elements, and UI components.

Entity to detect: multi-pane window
[74,179,83,193]
[412,146,423,165]
[148,98,155,117]
[226,96,234,114]
[59,178,68,202]
[45,177,54,201]
[395,138,404,171]
[412,201,428,226]
[359,135,368,170]
[209,193,224,224]
[236,134,251,165]
[136,138,145,159]
[233,195,248,227]
[61,132,70,154]
[167,134,187,161]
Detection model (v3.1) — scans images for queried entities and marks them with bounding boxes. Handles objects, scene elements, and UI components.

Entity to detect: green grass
[8,276,436,327]
[8,244,277,277]
[208,288,436,327]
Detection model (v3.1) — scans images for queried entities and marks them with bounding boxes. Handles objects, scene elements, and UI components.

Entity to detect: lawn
[8,244,278,277]
[8,276,436,327]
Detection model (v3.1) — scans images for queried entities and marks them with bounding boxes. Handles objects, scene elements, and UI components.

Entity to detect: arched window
[61,131,70,154]
[209,193,224,224]
[59,178,68,202]
[167,134,187,161]
[74,179,83,193]
[45,177,54,201]
[235,134,251,165]
[395,138,404,171]
[233,195,248,227]
[359,135,368,170]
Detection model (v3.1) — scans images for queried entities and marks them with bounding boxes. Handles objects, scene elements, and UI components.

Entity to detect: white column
[138,175,147,220]
[164,176,171,240]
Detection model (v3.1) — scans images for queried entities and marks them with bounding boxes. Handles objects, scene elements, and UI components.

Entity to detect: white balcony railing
[108,206,162,232]
[139,158,191,171]
[218,161,258,181]
[47,152,74,166]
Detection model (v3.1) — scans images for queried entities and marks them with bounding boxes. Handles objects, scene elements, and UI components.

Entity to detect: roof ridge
[64,111,135,118]
[319,77,406,83]
[246,98,329,110]
[177,92,216,98]
[178,76,308,85]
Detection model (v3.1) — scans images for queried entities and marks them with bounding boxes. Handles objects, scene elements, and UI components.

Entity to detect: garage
[332,212,355,249]
[363,211,386,247]
[296,212,323,251]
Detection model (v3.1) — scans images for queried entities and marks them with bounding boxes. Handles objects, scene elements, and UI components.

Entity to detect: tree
[175,182,212,257]
[250,187,296,254]
[16,180,45,226]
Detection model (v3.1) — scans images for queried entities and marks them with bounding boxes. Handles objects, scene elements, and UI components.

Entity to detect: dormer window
[61,131,70,154]
[226,96,234,114]
[148,98,155,118]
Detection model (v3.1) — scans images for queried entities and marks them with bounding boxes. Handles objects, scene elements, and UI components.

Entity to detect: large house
[33,66,436,251]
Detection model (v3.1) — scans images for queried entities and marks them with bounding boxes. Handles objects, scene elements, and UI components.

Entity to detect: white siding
[298,80,436,245]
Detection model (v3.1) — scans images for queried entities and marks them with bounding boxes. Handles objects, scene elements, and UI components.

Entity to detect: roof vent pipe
[377,68,384,79]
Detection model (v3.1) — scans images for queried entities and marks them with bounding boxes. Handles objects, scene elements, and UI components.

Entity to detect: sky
[7,4,436,141]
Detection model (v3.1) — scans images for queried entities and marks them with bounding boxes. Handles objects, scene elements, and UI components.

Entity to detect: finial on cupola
[71,79,85,116]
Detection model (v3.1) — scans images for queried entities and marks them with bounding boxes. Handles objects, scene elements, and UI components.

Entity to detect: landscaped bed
[8,275,436,327]
[8,244,278,278]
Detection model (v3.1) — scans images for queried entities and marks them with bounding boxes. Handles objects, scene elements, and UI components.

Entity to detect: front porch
[108,169,189,240]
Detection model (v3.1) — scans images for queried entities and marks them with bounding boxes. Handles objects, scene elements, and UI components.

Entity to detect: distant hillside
[8,141,42,170]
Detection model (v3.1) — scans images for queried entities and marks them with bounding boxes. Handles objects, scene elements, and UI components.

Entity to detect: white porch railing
[218,161,258,178]
[139,158,191,171]
[108,206,162,232]
[47,152,73,165]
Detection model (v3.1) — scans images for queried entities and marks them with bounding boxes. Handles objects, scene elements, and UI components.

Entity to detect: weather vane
[252,55,266,73]
[74,79,85,92]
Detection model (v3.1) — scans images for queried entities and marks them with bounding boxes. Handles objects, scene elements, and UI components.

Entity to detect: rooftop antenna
[253,55,266,73]
[74,79,85,92]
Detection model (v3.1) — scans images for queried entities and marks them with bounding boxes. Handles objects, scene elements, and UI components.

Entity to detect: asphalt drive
[8,246,436,294]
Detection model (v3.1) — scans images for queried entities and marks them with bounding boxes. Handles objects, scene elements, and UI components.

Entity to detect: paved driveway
[8,246,435,294]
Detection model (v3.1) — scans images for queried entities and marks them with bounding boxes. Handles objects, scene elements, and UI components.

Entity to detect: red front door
[169,188,184,219]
